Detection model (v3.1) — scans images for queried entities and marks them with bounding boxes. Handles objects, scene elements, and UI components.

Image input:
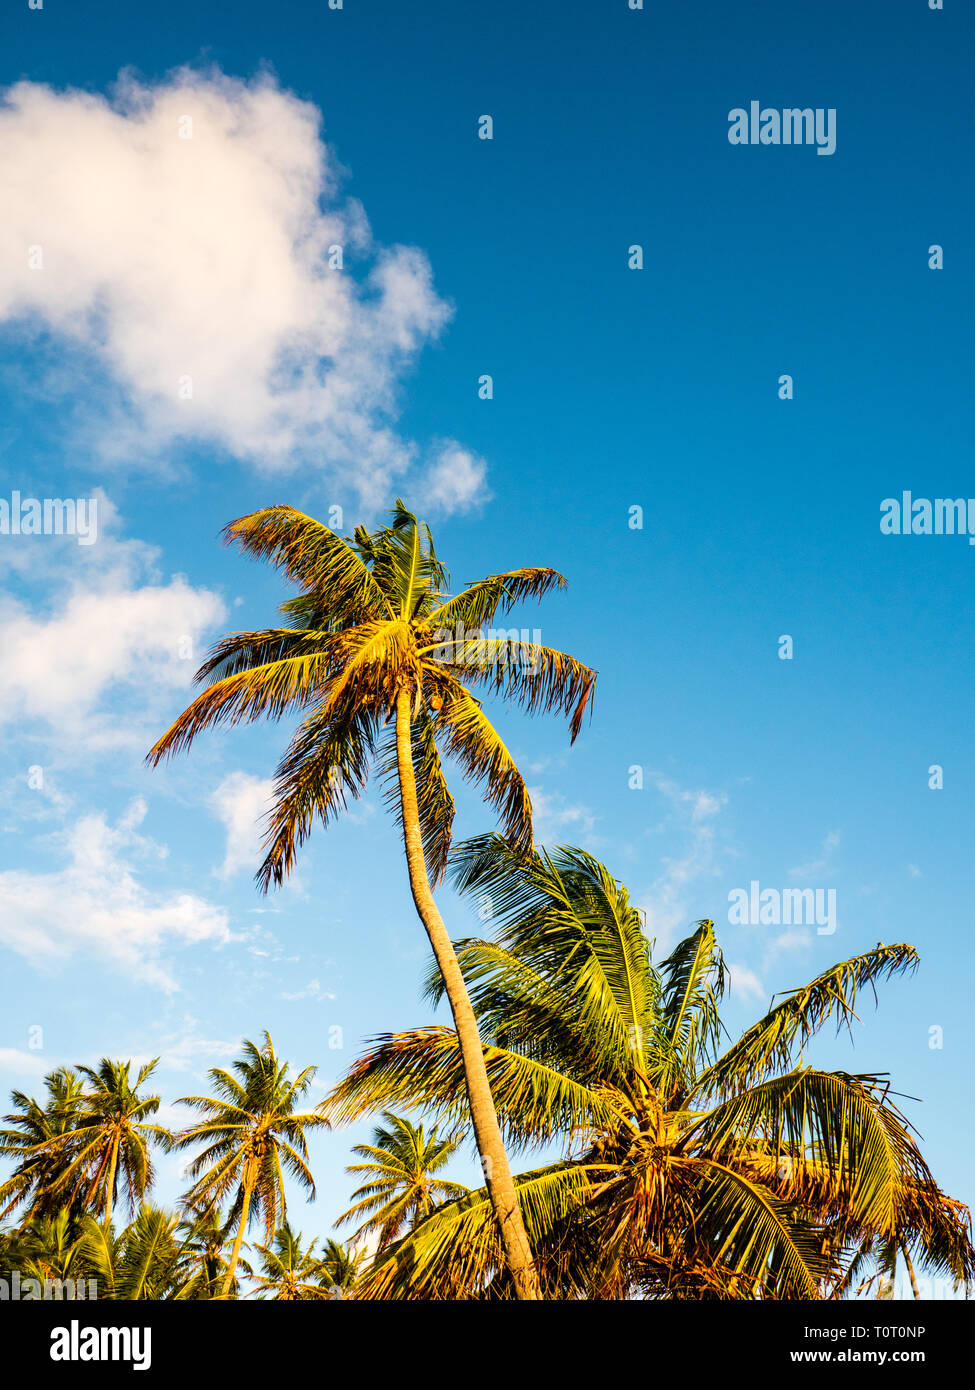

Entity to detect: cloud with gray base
[0,67,486,510]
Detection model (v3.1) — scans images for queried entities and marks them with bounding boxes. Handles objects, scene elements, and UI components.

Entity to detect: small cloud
[527,787,597,844]
[281,977,335,1002]
[727,964,766,1005]
[0,1048,49,1076]
[208,771,275,879]
[416,440,490,516]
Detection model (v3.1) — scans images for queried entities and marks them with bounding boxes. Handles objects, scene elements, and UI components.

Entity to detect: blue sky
[0,0,971,1289]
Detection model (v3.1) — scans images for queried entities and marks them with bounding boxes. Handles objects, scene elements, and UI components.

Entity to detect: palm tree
[171,1032,327,1297]
[337,1112,469,1247]
[0,1207,91,1295]
[318,1237,366,1299]
[251,1222,333,1299]
[325,835,975,1299]
[0,1067,84,1220]
[147,501,596,1300]
[41,1059,167,1222]
[173,1203,235,1300]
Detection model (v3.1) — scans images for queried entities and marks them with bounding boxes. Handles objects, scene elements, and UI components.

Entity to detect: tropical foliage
[337,1112,469,1248]
[170,1032,327,1295]
[323,835,975,1300]
[1,505,969,1302]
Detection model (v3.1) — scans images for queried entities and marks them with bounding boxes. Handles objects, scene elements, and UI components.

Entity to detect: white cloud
[726,963,766,1005]
[0,499,225,749]
[640,774,730,953]
[0,1048,48,1076]
[528,787,597,845]
[0,799,236,990]
[0,68,476,508]
[149,1022,241,1075]
[653,775,727,823]
[417,441,490,514]
[0,580,223,740]
[208,771,275,879]
[281,977,335,1002]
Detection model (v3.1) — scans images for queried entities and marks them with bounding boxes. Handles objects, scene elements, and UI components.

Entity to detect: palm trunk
[394,688,541,1301]
[222,1163,255,1298]
[103,1138,120,1225]
[901,1242,921,1300]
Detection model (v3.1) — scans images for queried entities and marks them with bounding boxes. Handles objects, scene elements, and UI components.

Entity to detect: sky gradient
[0,0,971,1297]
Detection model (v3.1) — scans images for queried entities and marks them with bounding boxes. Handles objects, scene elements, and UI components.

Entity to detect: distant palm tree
[148,501,597,1299]
[171,1032,327,1296]
[318,1237,366,1299]
[0,1207,88,1291]
[46,1059,167,1222]
[0,1067,84,1220]
[251,1222,332,1300]
[338,1112,468,1247]
[327,835,975,1299]
[173,1203,234,1300]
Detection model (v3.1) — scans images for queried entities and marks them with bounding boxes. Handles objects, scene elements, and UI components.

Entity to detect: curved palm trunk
[900,1242,921,1300]
[222,1164,255,1298]
[394,689,541,1301]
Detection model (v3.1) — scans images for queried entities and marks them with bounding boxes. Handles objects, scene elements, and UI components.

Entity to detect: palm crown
[251,1222,334,1300]
[326,835,975,1299]
[148,500,595,888]
[0,1067,84,1220]
[337,1112,469,1247]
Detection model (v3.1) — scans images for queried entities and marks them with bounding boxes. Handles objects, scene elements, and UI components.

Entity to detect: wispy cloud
[0,499,225,751]
[527,786,598,845]
[639,774,731,953]
[281,978,335,1002]
[208,771,275,880]
[0,798,236,990]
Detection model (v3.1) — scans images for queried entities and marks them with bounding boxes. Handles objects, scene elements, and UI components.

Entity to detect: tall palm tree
[250,1222,333,1300]
[148,501,596,1299]
[44,1059,167,1222]
[0,1067,84,1220]
[338,1112,469,1248]
[171,1032,327,1297]
[325,835,975,1299]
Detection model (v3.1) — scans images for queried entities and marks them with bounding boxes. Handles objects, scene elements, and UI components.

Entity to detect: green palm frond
[360,1161,593,1300]
[322,1026,612,1151]
[223,505,391,620]
[693,945,920,1100]
[655,921,727,1095]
